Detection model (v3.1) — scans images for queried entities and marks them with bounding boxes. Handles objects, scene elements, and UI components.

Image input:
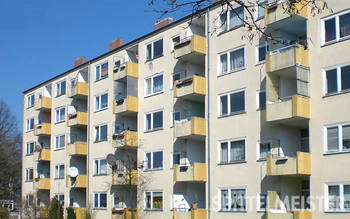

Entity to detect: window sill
[256,158,267,162]
[94,107,108,113]
[218,67,246,78]
[95,76,109,83]
[25,154,34,156]
[26,129,34,133]
[93,208,107,210]
[324,150,350,156]
[217,24,245,37]
[144,168,164,172]
[144,209,163,212]
[323,89,350,98]
[94,139,108,143]
[25,180,33,182]
[26,106,34,109]
[256,107,266,111]
[321,35,350,48]
[53,147,65,151]
[93,174,108,177]
[218,210,247,213]
[324,210,350,213]
[144,127,164,133]
[218,160,246,165]
[218,111,246,119]
[145,54,164,63]
[54,178,64,180]
[54,120,65,125]
[144,91,164,99]
[55,93,66,98]
[256,61,266,66]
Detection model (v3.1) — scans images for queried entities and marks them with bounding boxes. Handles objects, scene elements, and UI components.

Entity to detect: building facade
[22,0,350,218]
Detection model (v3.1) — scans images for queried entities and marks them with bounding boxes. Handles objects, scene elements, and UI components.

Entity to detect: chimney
[109,37,124,51]
[154,17,173,30]
[74,56,86,68]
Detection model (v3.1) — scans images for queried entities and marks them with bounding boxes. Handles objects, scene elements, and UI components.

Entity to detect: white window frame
[218,88,246,117]
[56,80,66,97]
[325,182,350,212]
[95,62,109,81]
[94,92,108,112]
[144,73,164,97]
[256,140,272,161]
[93,158,108,176]
[144,191,163,210]
[144,110,164,132]
[256,89,266,110]
[54,134,65,150]
[322,63,350,96]
[218,46,246,76]
[323,122,350,154]
[55,107,66,123]
[256,44,269,65]
[218,187,247,212]
[94,192,107,209]
[145,38,164,61]
[25,142,35,155]
[54,164,65,179]
[94,124,108,142]
[321,10,350,45]
[170,152,181,169]
[170,34,180,53]
[170,111,181,127]
[170,72,182,90]
[144,150,164,170]
[26,118,34,132]
[217,5,245,34]
[218,137,247,164]
[27,94,35,108]
[25,168,34,182]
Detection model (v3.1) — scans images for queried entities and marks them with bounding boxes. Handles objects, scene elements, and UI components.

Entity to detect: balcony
[174,75,206,102]
[34,97,52,111]
[67,112,88,127]
[266,95,310,125]
[112,209,138,219]
[173,209,207,219]
[113,62,139,81]
[33,178,50,190]
[33,149,51,162]
[66,174,87,189]
[266,152,311,177]
[265,1,308,27]
[266,44,309,74]
[174,117,206,140]
[74,207,87,219]
[112,170,138,186]
[266,210,312,219]
[66,141,87,156]
[34,123,51,136]
[112,131,138,149]
[39,207,49,219]
[174,163,207,183]
[174,35,206,63]
[69,82,88,99]
[113,96,138,116]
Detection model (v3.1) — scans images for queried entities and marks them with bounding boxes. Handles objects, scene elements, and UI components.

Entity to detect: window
[25,168,33,181]
[220,188,246,211]
[145,191,163,210]
[257,1,267,19]
[27,94,35,108]
[257,193,267,211]
[219,89,245,116]
[94,193,107,209]
[26,118,34,132]
[219,139,246,164]
[95,124,108,142]
[55,107,66,123]
[145,73,164,96]
[324,64,350,95]
[95,92,108,111]
[54,134,65,150]
[170,72,181,90]
[54,194,64,205]
[56,80,66,96]
[170,111,181,127]
[219,46,245,75]
[94,159,107,175]
[257,90,266,109]
[170,35,180,52]
[257,44,269,64]
[170,152,181,168]
[146,39,163,61]
[322,10,350,45]
[54,164,64,179]
[326,183,350,211]
[145,151,163,170]
[145,110,163,131]
[26,142,35,155]
[325,123,350,153]
[258,141,272,160]
[218,6,244,34]
[95,62,109,81]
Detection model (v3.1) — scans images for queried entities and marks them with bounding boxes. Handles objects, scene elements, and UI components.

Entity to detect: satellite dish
[68,167,79,177]
[106,154,117,166]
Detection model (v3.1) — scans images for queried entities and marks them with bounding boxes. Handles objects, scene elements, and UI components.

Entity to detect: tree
[48,198,63,219]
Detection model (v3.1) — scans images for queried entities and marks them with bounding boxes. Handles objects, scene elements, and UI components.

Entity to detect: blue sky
[0,0,194,127]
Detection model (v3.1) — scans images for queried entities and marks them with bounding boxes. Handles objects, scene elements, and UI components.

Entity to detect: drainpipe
[206,7,211,219]
[86,61,91,207]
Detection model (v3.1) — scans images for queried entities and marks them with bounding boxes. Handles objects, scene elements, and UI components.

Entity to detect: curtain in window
[221,190,229,210]
[221,142,228,163]
[340,13,350,38]
[328,185,340,210]
[153,75,163,93]
[220,54,228,74]
[325,18,336,42]
[95,127,100,142]
[230,140,245,161]
[230,48,244,71]
[100,194,107,207]
[343,125,350,150]
[231,189,246,210]
[153,192,163,209]
[229,6,244,29]
[341,65,350,91]
[344,185,350,209]
[101,63,108,77]
[327,127,339,152]
[145,78,152,95]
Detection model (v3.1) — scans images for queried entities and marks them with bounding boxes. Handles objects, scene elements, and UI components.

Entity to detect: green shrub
[0,208,9,219]
[66,207,76,219]
[48,198,63,219]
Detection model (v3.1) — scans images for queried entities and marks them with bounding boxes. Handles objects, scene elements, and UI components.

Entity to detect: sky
[0,0,195,128]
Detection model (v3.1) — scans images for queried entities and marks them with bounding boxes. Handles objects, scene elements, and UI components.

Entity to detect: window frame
[144,190,163,211]
[217,5,245,35]
[218,187,247,212]
[256,89,266,110]
[218,137,247,164]
[321,10,350,46]
[54,194,64,205]
[25,142,35,155]
[27,94,35,108]
[170,71,182,90]
[256,44,269,65]
[54,164,65,179]
[55,106,66,123]
[170,34,180,53]
[25,168,34,182]
[144,73,164,97]
[325,182,350,212]
[218,88,246,117]
[323,63,350,96]
[94,92,109,112]
[95,62,109,81]
[145,38,164,62]
[144,110,164,132]
[144,150,164,171]
[56,80,66,97]
[324,123,350,154]
[94,192,107,209]
[256,140,272,161]
[93,158,108,176]
[170,152,181,169]
[170,111,181,127]
[218,46,246,76]
[256,0,268,20]
[94,124,108,142]
[54,134,65,150]
[26,118,34,132]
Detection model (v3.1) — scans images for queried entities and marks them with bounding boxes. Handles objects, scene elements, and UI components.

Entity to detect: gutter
[206,7,211,219]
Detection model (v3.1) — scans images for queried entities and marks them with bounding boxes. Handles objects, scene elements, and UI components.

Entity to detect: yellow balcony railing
[174,117,206,139]
[68,112,88,127]
[112,209,138,219]
[112,131,138,148]
[113,62,139,81]
[69,82,88,98]
[74,207,87,219]
[33,149,51,162]
[66,141,87,156]
[113,96,138,115]
[33,178,50,190]
[266,44,309,73]
[266,95,310,123]
[34,123,51,136]
[174,75,206,100]
[174,163,207,182]
[173,209,207,219]
[112,170,138,186]
[66,174,87,189]
[39,207,49,219]
[174,35,206,59]
[266,152,311,176]
[265,0,309,26]
[34,97,52,111]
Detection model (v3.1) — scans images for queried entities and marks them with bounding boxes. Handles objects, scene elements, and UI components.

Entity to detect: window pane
[340,13,350,38]
[220,142,228,163]
[219,13,227,33]
[94,160,99,174]
[260,142,271,159]
[327,127,339,152]
[344,185,350,209]
[258,45,266,63]
[220,54,228,74]
[95,96,100,111]
[221,190,229,210]
[325,18,336,42]
[326,69,338,94]
[174,112,180,121]
[101,94,108,109]
[153,151,163,169]
[100,194,107,208]
[328,185,340,210]
[101,63,108,76]
[95,126,99,141]
[259,194,267,210]
[100,159,107,174]
[153,39,163,58]
[146,153,151,169]
[258,1,266,18]
[229,6,244,29]
[146,192,151,209]
[100,125,107,140]
[231,189,246,210]
[59,165,64,178]
[146,44,152,60]
[145,78,152,95]
[259,91,266,109]
[173,154,180,166]
[153,75,163,93]
[60,108,65,121]
[94,194,98,208]
[341,65,350,91]
[153,111,163,129]
[343,125,350,150]
[230,48,245,71]
[230,91,245,113]
[230,140,245,161]
[153,192,163,209]
[60,135,65,148]
[61,81,66,95]
[146,114,152,131]
[220,95,228,116]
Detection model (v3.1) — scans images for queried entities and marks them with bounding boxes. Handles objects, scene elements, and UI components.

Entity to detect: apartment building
[22,0,350,218]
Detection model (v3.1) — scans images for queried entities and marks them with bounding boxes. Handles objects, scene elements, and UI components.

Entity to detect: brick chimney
[109,37,124,51]
[154,17,173,30]
[74,56,86,68]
